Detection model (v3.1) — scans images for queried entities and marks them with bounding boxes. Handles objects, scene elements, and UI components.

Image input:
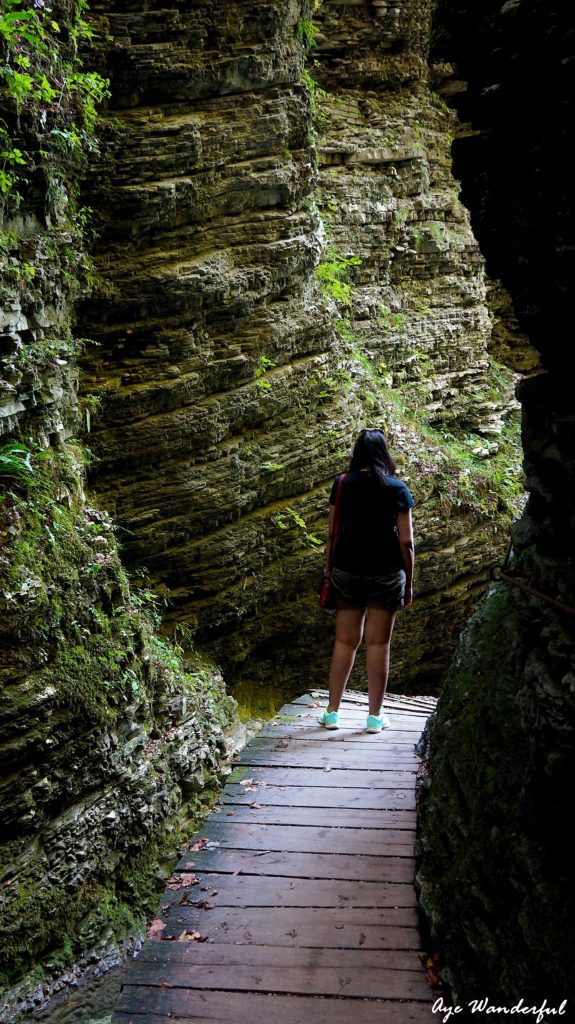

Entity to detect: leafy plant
[316,251,362,305]
[0,441,34,483]
[273,506,322,548]
[296,18,319,51]
[255,354,276,391]
[0,0,110,210]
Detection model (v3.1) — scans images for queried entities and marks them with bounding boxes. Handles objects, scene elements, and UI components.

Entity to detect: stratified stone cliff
[417,0,575,1004]
[0,2,236,1008]
[81,0,524,700]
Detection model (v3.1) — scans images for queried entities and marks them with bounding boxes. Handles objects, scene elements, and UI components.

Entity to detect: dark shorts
[332,566,406,611]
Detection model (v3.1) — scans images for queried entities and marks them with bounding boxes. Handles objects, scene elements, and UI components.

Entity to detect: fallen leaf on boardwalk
[147,919,166,939]
[232,869,243,876]
[159,982,173,988]
[274,738,289,749]
[422,952,442,987]
[210,889,218,896]
[177,930,206,942]
[244,930,252,940]
[250,802,262,809]
[226,811,235,816]
[166,872,199,890]
[285,929,297,938]
[187,838,209,852]
[359,932,366,946]
[243,785,257,792]
[239,778,255,787]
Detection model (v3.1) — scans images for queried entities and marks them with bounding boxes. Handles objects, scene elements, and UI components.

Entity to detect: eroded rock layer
[418,0,575,1003]
[81,0,522,698]
[0,2,236,1007]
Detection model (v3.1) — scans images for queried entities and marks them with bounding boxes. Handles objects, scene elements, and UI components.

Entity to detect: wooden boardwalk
[113,690,437,1023]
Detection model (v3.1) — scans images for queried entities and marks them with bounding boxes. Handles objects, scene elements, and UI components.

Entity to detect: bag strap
[327,473,346,571]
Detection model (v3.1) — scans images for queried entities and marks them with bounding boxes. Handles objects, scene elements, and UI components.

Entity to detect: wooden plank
[216,804,416,830]
[124,957,430,1000]
[177,847,414,883]
[258,727,423,745]
[161,905,422,948]
[114,992,435,1024]
[224,775,416,795]
[237,749,420,771]
[223,783,415,810]
[251,729,421,746]
[197,821,415,857]
[222,789,415,814]
[226,764,417,788]
[136,940,424,971]
[238,739,420,758]
[158,874,418,909]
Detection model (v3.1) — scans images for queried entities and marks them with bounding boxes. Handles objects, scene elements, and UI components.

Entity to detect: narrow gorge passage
[1,0,570,1019]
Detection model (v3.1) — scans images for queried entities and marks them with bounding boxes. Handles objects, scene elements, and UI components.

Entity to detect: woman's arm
[397,509,414,608]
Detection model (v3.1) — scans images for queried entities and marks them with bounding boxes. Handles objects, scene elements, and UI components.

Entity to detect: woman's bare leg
[365,607,396,715]
[327,608,365,711]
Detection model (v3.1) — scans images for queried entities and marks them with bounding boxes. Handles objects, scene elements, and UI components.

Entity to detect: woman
[321,428,414,733]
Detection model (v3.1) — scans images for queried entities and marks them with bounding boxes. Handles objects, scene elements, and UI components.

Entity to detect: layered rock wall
[81,0,523,698]
[418,0,575,1003]
[0,2,235,1006]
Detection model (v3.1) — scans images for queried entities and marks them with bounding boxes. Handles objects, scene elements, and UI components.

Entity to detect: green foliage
[301,63,328,103]
[301,57,330,135]
[334,317,357,343]
[0,0,110,210]
[273,506,322,548]
[316,250,362,305]
[0,440,34,482]
[377,305,407,333]
[255,353,276,391]
[81,391,102,433]
[0,229,35,283]
[296,18,319,51]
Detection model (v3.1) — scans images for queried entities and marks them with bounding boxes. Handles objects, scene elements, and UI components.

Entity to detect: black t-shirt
[329,471,415,575]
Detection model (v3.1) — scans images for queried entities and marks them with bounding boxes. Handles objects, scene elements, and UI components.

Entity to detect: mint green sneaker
[319,709,340,729]
[366,713,390,733]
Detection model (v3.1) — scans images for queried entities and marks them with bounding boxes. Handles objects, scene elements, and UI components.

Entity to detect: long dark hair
[349,428,396,487]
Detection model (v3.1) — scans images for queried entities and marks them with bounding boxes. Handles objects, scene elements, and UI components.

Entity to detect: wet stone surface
[25,964,127,1024]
